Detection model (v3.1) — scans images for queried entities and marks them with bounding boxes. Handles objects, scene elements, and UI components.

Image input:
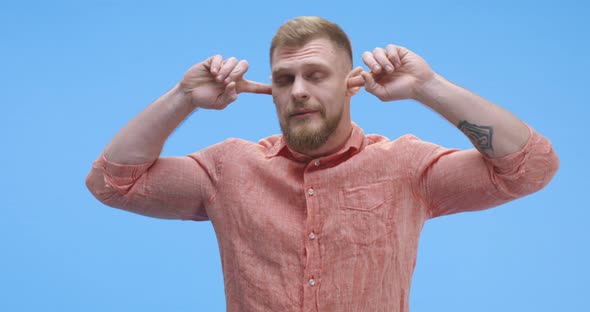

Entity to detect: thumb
[220,81,238,107]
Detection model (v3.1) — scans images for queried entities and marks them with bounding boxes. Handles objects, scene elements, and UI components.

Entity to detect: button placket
[302,174,320,309]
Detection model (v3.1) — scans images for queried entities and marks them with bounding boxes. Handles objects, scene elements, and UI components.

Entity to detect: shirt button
[308,278,316,286]
[307,188,315,196]
[308,232,316,240]
[314,160,321,167]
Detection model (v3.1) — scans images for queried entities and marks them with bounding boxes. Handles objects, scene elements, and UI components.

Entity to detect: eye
[273,75,293,86]
[307,71,325,81]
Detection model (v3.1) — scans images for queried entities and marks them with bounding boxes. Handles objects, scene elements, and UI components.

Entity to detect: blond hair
[270,16,352,66]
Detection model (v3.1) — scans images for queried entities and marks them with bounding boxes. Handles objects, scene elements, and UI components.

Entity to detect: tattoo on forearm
[458,121,494,154]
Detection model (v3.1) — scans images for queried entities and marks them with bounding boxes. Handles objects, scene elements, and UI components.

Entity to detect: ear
[346,67,365,97]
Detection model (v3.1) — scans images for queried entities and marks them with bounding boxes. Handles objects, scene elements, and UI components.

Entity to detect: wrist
[412,72,446,106]
[172,83,199,110]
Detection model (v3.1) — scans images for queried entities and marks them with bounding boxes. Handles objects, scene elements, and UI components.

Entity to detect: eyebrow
[271,61,331,76]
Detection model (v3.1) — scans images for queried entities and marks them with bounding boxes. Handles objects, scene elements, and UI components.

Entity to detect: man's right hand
[179,55,272,110]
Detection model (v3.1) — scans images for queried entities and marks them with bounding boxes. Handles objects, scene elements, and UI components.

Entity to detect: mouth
[290,109,320,119]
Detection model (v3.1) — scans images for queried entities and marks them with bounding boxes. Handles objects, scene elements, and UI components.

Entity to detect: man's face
[271,38,353,154]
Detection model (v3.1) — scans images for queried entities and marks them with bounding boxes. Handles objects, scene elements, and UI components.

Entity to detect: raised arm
[355,44,558,217]
[105,55,272,165]
[359,44,528,158]
[86,55,271,219]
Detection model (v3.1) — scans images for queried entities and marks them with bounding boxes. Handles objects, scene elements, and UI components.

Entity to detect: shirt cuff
[93,153,154,193]
[482,124,550,180]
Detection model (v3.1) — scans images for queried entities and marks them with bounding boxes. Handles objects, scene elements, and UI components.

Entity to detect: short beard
[280,110,341,153]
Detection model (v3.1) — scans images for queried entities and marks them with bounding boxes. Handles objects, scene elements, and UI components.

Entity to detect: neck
[294,121,353,158]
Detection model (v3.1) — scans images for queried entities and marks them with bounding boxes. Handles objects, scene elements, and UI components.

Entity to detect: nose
[291,77,310,102]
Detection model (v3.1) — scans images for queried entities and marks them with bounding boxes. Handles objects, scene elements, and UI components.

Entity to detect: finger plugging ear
[360,70,374,86]
[238,80,272,95]
[344,66,364,89]
[347,75,365,89]
[350,66,364,76]
[347,68,365,88]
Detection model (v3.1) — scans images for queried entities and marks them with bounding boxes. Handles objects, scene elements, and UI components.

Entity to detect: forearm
[104,84,196,164]
[414,73,529,158]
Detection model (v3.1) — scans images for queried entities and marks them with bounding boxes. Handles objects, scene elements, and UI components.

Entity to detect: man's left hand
[360,44,435,102]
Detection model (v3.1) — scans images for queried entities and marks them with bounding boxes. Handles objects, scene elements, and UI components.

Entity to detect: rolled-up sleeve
[85,145,221,221]
[415,125,559,219]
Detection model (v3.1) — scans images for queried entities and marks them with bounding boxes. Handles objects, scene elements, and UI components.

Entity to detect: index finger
[238,80,272,95]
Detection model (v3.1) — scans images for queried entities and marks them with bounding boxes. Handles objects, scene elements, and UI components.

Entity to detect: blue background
[1,0,587,311]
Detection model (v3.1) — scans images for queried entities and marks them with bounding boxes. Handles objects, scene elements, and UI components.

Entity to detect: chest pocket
[337,180,395,245]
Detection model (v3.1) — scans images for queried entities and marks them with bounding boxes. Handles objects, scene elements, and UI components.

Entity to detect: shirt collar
[265,122,366,162]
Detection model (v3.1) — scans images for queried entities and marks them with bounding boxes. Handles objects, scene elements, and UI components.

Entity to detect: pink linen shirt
[86,123,558,312]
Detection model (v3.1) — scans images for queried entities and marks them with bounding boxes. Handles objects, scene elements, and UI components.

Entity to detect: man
[86,16,558,311]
